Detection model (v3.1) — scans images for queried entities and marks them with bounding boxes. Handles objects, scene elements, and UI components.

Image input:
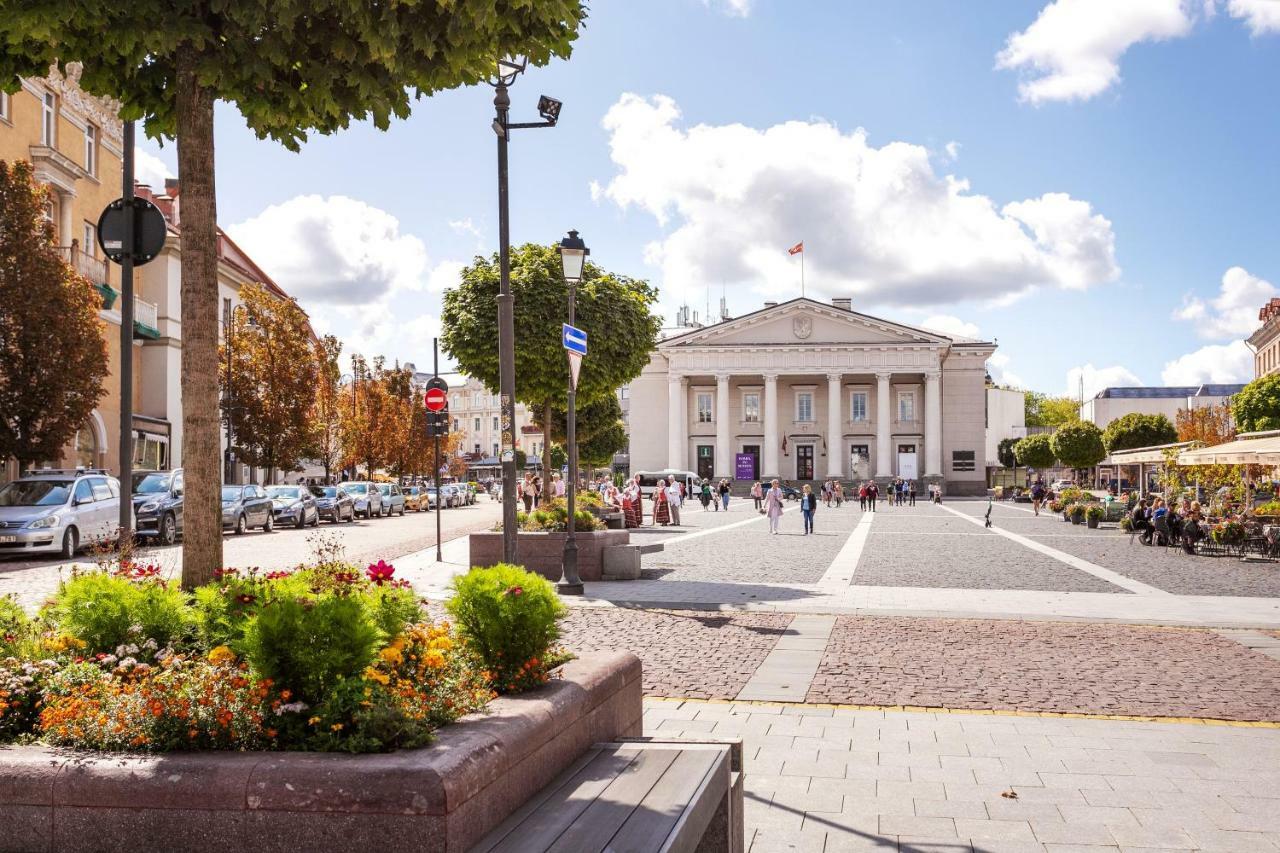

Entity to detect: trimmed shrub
[44,569,195,655]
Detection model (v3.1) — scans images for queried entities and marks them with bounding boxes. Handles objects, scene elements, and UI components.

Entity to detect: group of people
[698,479,732,512]
[1129,496,1207,553]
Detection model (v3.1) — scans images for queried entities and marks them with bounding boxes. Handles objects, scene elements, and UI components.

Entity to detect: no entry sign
[424,387,447,412]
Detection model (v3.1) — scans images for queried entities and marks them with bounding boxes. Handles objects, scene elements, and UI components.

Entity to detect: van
[633,470,700,498]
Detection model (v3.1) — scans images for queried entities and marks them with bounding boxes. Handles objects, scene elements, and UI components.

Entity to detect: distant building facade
[985,386,1026,469]
[1080,385,1244,431]
[1247,298,1280,380]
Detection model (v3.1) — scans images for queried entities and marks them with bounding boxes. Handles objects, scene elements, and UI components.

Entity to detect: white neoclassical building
[627,297,995,496]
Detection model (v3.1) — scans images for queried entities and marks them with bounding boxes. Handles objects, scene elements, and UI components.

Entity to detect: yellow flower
[363,666,390,685]
[207,646,237,666]
[330,723,344,732]
[379,646,403,666]
[428,636,453,653]
[308,716,321,726]
[422,650,446,669]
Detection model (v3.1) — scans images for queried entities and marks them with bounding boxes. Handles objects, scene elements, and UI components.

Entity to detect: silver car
[0,469,124,559]
[343,481,384,519]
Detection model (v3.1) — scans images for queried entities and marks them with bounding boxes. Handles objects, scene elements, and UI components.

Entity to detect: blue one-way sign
[562,323,588,355]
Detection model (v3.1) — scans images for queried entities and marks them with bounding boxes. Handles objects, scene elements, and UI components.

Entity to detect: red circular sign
[424,388,447,412]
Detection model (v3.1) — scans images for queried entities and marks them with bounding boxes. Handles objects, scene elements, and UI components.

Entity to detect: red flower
[505,585,524,597]
[365,560,396,584]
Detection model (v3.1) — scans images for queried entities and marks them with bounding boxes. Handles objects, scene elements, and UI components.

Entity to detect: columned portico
[875,371,892,478]
[763,374,779,478]
[826,373,843,479]
[715,374,732,478]
[667,375,684,470]
[925,369,942,476]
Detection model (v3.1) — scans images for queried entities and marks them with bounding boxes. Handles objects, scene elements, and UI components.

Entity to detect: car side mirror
[172,488,183,498]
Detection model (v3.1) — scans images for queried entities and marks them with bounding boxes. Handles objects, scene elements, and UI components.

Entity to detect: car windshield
[311,486,337,498]
[134,472,171,495]
[378,484,392,495]
[346,483,367,494]
[266,486,301,500]
[221,487,242,502]
[0,480,72,507]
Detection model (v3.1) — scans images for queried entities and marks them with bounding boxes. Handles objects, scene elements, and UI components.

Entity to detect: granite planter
[468,529,631,582]
[0,652,643,853]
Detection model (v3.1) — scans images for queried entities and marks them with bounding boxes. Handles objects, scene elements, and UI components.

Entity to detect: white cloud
[1161,340,1254,384]
[1173,266,1276,339]
[920,314,980,339]
[1228,0,1280,34]
[134,147,175,190]
[1066,363,1142,399]
[597,94,1119,308]
[703,0,750,16]
[944,141,961,161]
[227,195,429,306]
[997,0,1197,104]
[987,352,1025,389]
[448,218,482,240]
[426,260,465,294]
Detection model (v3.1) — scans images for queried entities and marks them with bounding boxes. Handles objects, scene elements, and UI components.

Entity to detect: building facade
[985,386,1027,469]
[430,374,543,471]
[627,298,995,495]
[1080,385,1243,431]
[1247,298,1280,379]
[1,64,127,482]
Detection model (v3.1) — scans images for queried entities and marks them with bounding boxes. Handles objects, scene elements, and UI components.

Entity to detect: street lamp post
[558,230,588,595]
[487,57,563,564]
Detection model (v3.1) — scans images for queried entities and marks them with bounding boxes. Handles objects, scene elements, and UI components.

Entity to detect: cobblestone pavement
[854,529,1126,594]
[559,607,793,699]
[647,699,1280,853]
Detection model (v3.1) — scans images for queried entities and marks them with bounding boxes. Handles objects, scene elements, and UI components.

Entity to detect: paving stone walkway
[645,698,1280,853]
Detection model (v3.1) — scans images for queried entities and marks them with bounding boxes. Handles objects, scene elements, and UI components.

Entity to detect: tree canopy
[550,395,628,470]
[1101,412,1177,454]
[1051,422,1106,473]
[1013,433,1056,469]
[1232,376,1280,433]
[0,160,107,473]
[1025,391,1081,428]
[997,437,1019,469]
[442,243,661,472]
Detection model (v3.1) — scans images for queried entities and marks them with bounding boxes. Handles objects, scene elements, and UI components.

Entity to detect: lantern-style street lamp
[558,230,589,595]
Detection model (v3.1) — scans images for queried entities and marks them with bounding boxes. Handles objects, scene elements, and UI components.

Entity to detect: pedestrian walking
[834,481,844,507]
[800,484,818,534]
[1031,479,1045,516]
[699,479,713,511]
[764,478,785,534]
[665,476,683,526]
[908,480,916,506]
[751,481,763,510]
[858,482,868,511]
[719,479,731,511]
[867,481,878,512]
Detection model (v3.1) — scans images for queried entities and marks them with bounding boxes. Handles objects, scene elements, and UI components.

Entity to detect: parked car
[342,481,383,519]
[425,487,441,510]
[442,483,466,508]
[265,485,319,528]
[132,468,184,545]
[221,484,274,534]
[377,483,406,516]
[403,486,428,512]
[309,485,355,523]
[0,469,123,559]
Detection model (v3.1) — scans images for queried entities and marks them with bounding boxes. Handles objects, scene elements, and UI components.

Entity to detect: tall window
[696,392,713,423]
[473,418,480,432]
[492,416,499,431]
[796,391,814,422]
[41,91,56,145]
[850,392,868,422]
[84,123,97,175]
[898,390,915,422]
[0,91,9,121]
[743,392,760,423]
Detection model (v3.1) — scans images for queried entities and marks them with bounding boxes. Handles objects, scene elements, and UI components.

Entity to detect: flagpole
[801,249,805,298]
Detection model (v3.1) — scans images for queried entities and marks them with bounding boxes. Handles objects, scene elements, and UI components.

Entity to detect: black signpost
[424,339,450,563]
[96,127,168,540]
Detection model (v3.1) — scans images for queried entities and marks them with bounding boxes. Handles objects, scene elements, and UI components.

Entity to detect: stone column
[668,374,684,470]
[763,373,779,479]
[826,373,844,479]
[678,377,689,470]
[715,373,732,478]
[925,369,942,476]
[57,189,74,250]
[876,371,892,478]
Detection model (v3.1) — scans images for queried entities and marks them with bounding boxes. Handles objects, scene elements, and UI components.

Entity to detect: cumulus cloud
[920,314,981,339]
[1173,266,1276,339]
[703,0,750,16]
[1228,0,1280,34]
[1066,363,1142,399]
[987,351,1025,389]
[227,195,429,306]
[1161,340,1254,384]
[134,147,175,191]
[596,94,1119,308]
[997,0,1197,103]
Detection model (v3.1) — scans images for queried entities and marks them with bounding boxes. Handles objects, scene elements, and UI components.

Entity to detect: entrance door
[897,443,917,480]
[741,445,760,480]
[850,444,870,480]
[796,445,815,481]
[696,445,714,480]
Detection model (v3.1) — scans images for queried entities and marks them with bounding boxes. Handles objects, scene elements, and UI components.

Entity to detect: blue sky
[136,0,1280,398]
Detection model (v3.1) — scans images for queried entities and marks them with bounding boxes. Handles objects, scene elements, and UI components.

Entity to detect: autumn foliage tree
[309,335,345,483]
[0,160,107,473]
[1,3,587,588]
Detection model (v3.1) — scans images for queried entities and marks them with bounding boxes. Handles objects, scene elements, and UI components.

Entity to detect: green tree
[220,284,318,483]
[549,395,628,470]
[0,4,587,588]
[1232,375,1280,433]
[442,243,661,475]
[1102,412,1177,453]
[0,160,108,474]
[1051,422,1106,480]
[1026,391,1082,427]
[997,437,1019,469]
[1014,433,1056,469]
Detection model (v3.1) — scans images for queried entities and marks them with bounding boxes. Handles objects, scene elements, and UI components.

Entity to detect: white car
[1049,479,1075,493]
[0,469,124,558]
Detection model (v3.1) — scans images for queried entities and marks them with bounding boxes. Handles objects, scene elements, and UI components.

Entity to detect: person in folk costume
[622,476,643,529]
[653,478,672,526]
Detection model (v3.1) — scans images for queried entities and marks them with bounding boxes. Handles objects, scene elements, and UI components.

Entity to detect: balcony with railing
[58,246,109,285]
[133,296,160,339]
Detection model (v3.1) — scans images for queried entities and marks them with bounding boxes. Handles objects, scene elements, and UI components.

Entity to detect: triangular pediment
[660,299,952,349]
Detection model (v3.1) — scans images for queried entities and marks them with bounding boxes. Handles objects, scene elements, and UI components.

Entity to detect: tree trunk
[175,54,222,589]
[542,402,553,485]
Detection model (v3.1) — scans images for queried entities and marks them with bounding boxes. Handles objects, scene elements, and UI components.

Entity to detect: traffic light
[426,410,450,438]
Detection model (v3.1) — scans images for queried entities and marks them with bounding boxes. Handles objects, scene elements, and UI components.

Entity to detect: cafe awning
[1103,441,1198,467]
[1176,430,1280,466]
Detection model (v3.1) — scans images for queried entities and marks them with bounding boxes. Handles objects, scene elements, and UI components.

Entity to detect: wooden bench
[471,738,744,852]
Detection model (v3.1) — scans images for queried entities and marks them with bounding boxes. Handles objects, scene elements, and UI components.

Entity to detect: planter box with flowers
[469,498,629,582]
[0,558,641,853]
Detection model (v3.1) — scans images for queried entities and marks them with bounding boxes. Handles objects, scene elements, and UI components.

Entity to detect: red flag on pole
[787,241,804,255]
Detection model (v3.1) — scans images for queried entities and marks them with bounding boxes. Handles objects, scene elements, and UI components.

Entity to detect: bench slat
[609,748,725,853]
[545,747,682,853]
[479,747,643,853]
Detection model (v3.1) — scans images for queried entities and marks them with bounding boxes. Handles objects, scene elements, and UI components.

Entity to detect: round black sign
[96,197,168,266]
[425,376,450,393]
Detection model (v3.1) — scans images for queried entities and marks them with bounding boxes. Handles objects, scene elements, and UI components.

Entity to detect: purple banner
[735,453,756,481]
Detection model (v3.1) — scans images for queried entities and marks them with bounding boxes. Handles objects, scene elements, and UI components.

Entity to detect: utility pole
[117,121,135,538]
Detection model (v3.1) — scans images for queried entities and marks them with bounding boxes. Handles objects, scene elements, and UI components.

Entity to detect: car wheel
[296,510,306,529]
[159,513,178,546]
[235,514,247,535]
[263,513,274,533]
[60,527,78,560]
[347,508,355,523]
[399,505,405,516]
[310,510,320,527]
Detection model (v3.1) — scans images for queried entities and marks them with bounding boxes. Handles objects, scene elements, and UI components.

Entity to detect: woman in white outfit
[764,479,785,535]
